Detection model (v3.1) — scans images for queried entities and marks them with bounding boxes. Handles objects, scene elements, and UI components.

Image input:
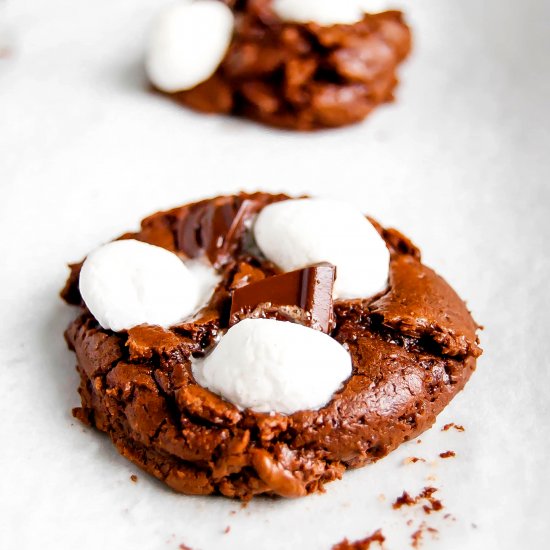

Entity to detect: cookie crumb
[439,451,456,459]
[422,502,442,515]
[393,491,415,509]
[442,423,464,432]
[392,487,443,515]
[410,523,438,548]
[224,526,231,534]
[411,528,423,548]
[130,474,138,482]
[404,456,426,464]
[331,529,385,550]
[179,544,193,550]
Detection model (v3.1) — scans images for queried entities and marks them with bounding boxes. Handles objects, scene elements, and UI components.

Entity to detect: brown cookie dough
[61,192,481,500]
[158,0,412,130]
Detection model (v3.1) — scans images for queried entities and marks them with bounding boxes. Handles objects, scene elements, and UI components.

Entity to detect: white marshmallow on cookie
[272,0,365,26]
[79,239,216,332]
[193,318,352,414]
[273,0,399,26]
[146,0,235,93]
[253,198,390,299]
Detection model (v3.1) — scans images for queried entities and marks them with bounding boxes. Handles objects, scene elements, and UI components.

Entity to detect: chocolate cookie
[148,0,412,130]
[61,192,481,499]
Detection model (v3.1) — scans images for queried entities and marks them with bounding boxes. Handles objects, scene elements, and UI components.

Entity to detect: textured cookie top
[62,192,481,499]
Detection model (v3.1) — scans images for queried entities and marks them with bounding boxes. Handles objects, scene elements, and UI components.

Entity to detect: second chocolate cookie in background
[146,0,412,130]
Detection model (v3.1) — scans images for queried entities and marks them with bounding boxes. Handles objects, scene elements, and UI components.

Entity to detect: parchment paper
[1,1,548,548]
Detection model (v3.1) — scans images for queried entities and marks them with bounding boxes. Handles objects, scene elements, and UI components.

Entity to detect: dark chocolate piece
[175,193,288,267]
[229,263,336,332]
[176,195,243,265]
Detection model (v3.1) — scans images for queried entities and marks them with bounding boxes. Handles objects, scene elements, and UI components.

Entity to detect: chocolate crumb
[416,440,422,444]
[393,491,416,509]
[419,487,438,500]
[410,522,438,548]
[130,474,138,482]
[411,528,423,548]
[224,526,231,534]
[439,451,456,459]
[422,502,443,515]
[423,495,443,514]
[442,423,465,432]
[331,529,385,550]
[404,456,426,464]
[392,487,443,515]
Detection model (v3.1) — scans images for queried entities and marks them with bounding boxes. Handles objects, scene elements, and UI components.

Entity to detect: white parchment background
[0,1,549,549]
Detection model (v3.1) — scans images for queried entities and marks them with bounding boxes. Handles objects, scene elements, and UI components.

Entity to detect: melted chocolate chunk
[176,195,243,266]
[229,263,336,332]
[175,193,288,267]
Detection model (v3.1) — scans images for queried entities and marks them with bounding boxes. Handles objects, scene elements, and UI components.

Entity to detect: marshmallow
[272,0,365,26]
[185,258,222,308]
[253,198,390,299]
[79,239,207,331]
[193,318,352,414]
[146,0,234,93]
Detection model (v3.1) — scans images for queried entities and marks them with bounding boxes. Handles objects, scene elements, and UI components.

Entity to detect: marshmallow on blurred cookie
[272,0,365,26]
[253,198,390,299]
[79,239,209,331]
[193,318,352,414]
[146,0,235,93]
